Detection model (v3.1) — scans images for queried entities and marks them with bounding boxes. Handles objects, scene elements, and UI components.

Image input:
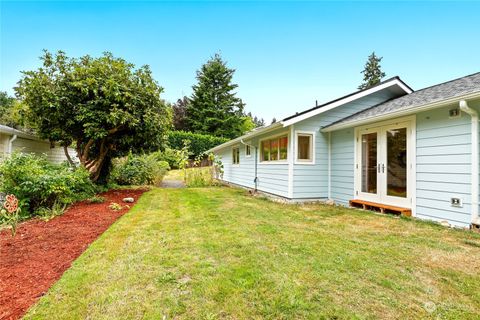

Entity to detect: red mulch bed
[0,188,147,320]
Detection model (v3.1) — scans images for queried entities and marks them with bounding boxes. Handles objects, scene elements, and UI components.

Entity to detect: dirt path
[0,189,147,320]
[161,179,185,188]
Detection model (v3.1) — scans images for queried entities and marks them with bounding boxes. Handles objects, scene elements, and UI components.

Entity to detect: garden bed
[0,188,147,320]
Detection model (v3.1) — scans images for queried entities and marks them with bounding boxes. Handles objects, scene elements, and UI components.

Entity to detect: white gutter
[207,122,283,153]
[322,91,480,132]
[459,100,480,226]
[7,134,17,154]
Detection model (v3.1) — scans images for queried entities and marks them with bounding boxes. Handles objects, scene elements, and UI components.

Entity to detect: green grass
[25,187,480,319]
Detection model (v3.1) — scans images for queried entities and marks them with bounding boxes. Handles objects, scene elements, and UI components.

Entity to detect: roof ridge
[405,71,480,96]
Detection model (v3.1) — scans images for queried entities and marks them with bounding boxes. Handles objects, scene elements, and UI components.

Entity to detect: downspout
[7,134,17,155]
[328,131,332,200]
[240,139,258,192]
[459,100,479,226]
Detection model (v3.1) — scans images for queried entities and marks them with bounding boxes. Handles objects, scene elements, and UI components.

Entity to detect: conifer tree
[358,52,386,90]
[186,54,245,139]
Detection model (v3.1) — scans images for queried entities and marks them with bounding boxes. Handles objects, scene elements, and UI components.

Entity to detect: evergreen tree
[358,52,386,90]
[186,54,245,139]
[172,96,189,131]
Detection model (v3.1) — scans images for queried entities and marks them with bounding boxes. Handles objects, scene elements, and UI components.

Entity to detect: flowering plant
[1,194,22,236]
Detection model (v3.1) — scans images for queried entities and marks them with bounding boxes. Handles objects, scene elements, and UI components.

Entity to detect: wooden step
[349,199,412,217]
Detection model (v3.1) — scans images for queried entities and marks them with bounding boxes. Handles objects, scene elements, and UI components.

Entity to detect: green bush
[168,131,228,158]
[148,149,182,169]
[0,153,96,215]
[110,153,169,186]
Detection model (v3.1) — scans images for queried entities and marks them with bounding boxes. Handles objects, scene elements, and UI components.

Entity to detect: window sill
[259,161,288,165]
[294,160,315,165]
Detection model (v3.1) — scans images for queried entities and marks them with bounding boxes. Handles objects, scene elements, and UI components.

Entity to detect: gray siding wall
[415,101,480,227]
[292,93,394,199]
[327,100,480,228]
[329,128,355,205]
[11,137,74,164]
[218,127,290,198]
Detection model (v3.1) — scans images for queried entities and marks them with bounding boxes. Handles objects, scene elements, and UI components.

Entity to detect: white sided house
[208,72,480,229]
[0,124,74,163]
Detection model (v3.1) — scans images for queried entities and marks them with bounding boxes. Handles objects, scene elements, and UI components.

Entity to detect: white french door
[355,120,413,208]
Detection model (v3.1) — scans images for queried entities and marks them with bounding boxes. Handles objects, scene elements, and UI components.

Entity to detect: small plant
[108,202,123,211]
[209,152,224,180]
[36,201,67,221]
[0,194,22,236]
[87,195,106,204]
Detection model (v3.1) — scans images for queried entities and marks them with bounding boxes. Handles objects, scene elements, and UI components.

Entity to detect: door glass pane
[361,133,377,194]
[387,128,407,198]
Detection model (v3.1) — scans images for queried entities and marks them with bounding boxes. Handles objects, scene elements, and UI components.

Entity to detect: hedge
[168,131,228,157]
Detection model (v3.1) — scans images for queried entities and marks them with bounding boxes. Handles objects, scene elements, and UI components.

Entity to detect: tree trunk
[76,138,111,182]
[63,145,76,167]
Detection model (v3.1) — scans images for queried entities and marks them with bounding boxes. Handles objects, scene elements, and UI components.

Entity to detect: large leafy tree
[186,54,245,139]
[358,52,386,90]
[15,50,171,182]
[0,91,29,129]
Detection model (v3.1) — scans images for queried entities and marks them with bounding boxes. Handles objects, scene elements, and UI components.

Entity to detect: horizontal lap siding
[330,128,354,205]
[11,137,72,164]
[293,93,390,200]
[217,127,289,197]
[415,104,474,227]
[219,146,255,189]
[292,115,328,199]
[0,134,7,159]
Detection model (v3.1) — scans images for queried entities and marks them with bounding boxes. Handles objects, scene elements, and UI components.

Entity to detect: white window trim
[294,130,315,165]
[232,146,240,167]
[245,144,252,158]
[258,131,290,165]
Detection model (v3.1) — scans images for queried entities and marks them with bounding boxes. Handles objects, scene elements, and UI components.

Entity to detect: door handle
[382,164,385,173]
[377,164,380,173]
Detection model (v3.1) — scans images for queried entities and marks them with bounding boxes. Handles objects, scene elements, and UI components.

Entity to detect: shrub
[0,153,96,215]
[110,153,169,186]
[168,131,228,158]
[149,148,182,169]
[184,167,219,187]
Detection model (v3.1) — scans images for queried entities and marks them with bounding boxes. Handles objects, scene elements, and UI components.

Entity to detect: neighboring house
[208,72,480,229]
[0,124,74,163]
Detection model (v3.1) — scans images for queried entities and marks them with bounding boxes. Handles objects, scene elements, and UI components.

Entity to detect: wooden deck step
[349,199,412,217]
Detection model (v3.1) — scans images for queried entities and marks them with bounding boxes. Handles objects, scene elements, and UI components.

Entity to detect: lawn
[25,187,480,319]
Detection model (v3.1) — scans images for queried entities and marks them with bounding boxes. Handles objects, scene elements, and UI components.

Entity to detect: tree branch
[63,145,76,167]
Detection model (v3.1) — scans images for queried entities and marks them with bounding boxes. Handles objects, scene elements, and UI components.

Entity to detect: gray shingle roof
[324,72,480,128]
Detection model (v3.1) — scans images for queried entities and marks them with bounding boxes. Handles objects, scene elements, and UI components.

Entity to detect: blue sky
[1,1,479,121]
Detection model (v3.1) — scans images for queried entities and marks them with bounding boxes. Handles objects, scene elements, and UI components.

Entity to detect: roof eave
[0,124,39,140]
[282,78,412,127]
[206,122,284,153]
[322,91,480,132]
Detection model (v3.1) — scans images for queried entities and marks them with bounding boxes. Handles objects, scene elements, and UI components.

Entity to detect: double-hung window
[260,135,288,162]
[245,145,251,157]
[232,147,240,164]
[296,132,314,163]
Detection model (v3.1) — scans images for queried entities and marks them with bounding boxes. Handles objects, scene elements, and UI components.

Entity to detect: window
[232,147,240,164]
[260,135,288,162]
[296,133,313,162]
[245,145,251,157]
